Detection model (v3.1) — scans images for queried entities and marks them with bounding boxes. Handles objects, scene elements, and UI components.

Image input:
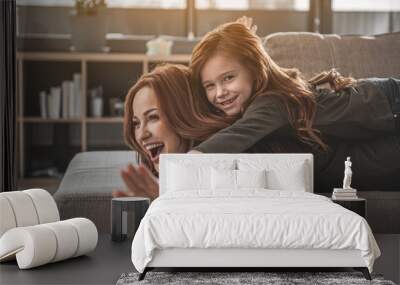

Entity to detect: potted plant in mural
[70,0,108,52]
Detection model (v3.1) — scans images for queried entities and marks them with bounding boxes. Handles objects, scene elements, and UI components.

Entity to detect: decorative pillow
[211,168,267,191]
[165,158,236,193]
[236,169,267,189]
[211,168,236,190]
[167,162,211,191]
[238,159,309,192]
[267,163,307,192]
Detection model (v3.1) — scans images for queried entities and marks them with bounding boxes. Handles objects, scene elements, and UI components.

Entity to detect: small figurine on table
[343,156,353,189]
[332,157,357,199]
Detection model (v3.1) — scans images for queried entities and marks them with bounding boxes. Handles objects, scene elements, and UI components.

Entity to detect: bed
[130,154,380,280]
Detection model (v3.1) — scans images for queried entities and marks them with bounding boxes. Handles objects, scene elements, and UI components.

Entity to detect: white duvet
[131,190,380,273]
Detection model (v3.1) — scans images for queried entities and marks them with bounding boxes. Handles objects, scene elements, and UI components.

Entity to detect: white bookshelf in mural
[16,51,191,178]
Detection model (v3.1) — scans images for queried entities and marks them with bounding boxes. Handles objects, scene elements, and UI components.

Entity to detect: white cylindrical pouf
[23,189,60,223]
[66,218,98,257]
[1,192,39,227]
[0,218,98,269]
[42,221,79,262]
[0,196,17,237]
[0,226,57,269]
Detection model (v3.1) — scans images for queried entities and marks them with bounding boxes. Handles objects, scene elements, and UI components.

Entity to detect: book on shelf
[48,87,61,119]
[39,91,47,118]
[73,73,81,118]
[68,80,75,118]
[61,80,74,119]
[61,80,72,119]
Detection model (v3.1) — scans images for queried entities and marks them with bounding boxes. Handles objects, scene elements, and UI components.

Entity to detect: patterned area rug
[116,271,396,285]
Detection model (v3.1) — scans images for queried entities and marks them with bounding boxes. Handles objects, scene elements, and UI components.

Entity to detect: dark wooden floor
[0,234,398,284]
[374,234,400,284]
[0,235,133,285]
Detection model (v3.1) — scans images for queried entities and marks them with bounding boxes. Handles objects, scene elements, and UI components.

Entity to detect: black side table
[332,198,367,218]
[111,197,150,242]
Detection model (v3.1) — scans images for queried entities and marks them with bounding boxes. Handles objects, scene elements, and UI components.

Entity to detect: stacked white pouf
[0,189,98,269]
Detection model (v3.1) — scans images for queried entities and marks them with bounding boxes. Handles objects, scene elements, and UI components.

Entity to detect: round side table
[111,197,150,242]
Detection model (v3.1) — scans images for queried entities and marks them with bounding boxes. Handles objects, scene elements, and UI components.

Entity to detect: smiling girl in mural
[187,18,400,192]
[189,20,400,155]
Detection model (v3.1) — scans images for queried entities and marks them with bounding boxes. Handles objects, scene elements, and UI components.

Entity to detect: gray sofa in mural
[54,31,400,234]
[263,31,400,234]
[53,151,138,233]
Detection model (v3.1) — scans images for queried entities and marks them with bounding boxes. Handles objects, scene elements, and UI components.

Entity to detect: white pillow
[267,164,307,192]
[211,168,267,191]
[238,159,309,192]
[236,169,267,189]
[167,162,211,191]
[166,159,236,192]
[211,168,236,190]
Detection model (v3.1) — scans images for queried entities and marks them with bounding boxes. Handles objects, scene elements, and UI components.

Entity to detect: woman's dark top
[193,78,398,154]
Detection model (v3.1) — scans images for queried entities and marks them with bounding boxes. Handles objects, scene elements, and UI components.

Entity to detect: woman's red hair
[124,63,232,172]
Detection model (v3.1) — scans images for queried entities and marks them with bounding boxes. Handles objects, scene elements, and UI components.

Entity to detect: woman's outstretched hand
[236,16,258,34]
[112,164,159,201]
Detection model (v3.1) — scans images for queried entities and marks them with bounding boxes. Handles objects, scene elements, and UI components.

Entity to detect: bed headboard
[159,153,314,195]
